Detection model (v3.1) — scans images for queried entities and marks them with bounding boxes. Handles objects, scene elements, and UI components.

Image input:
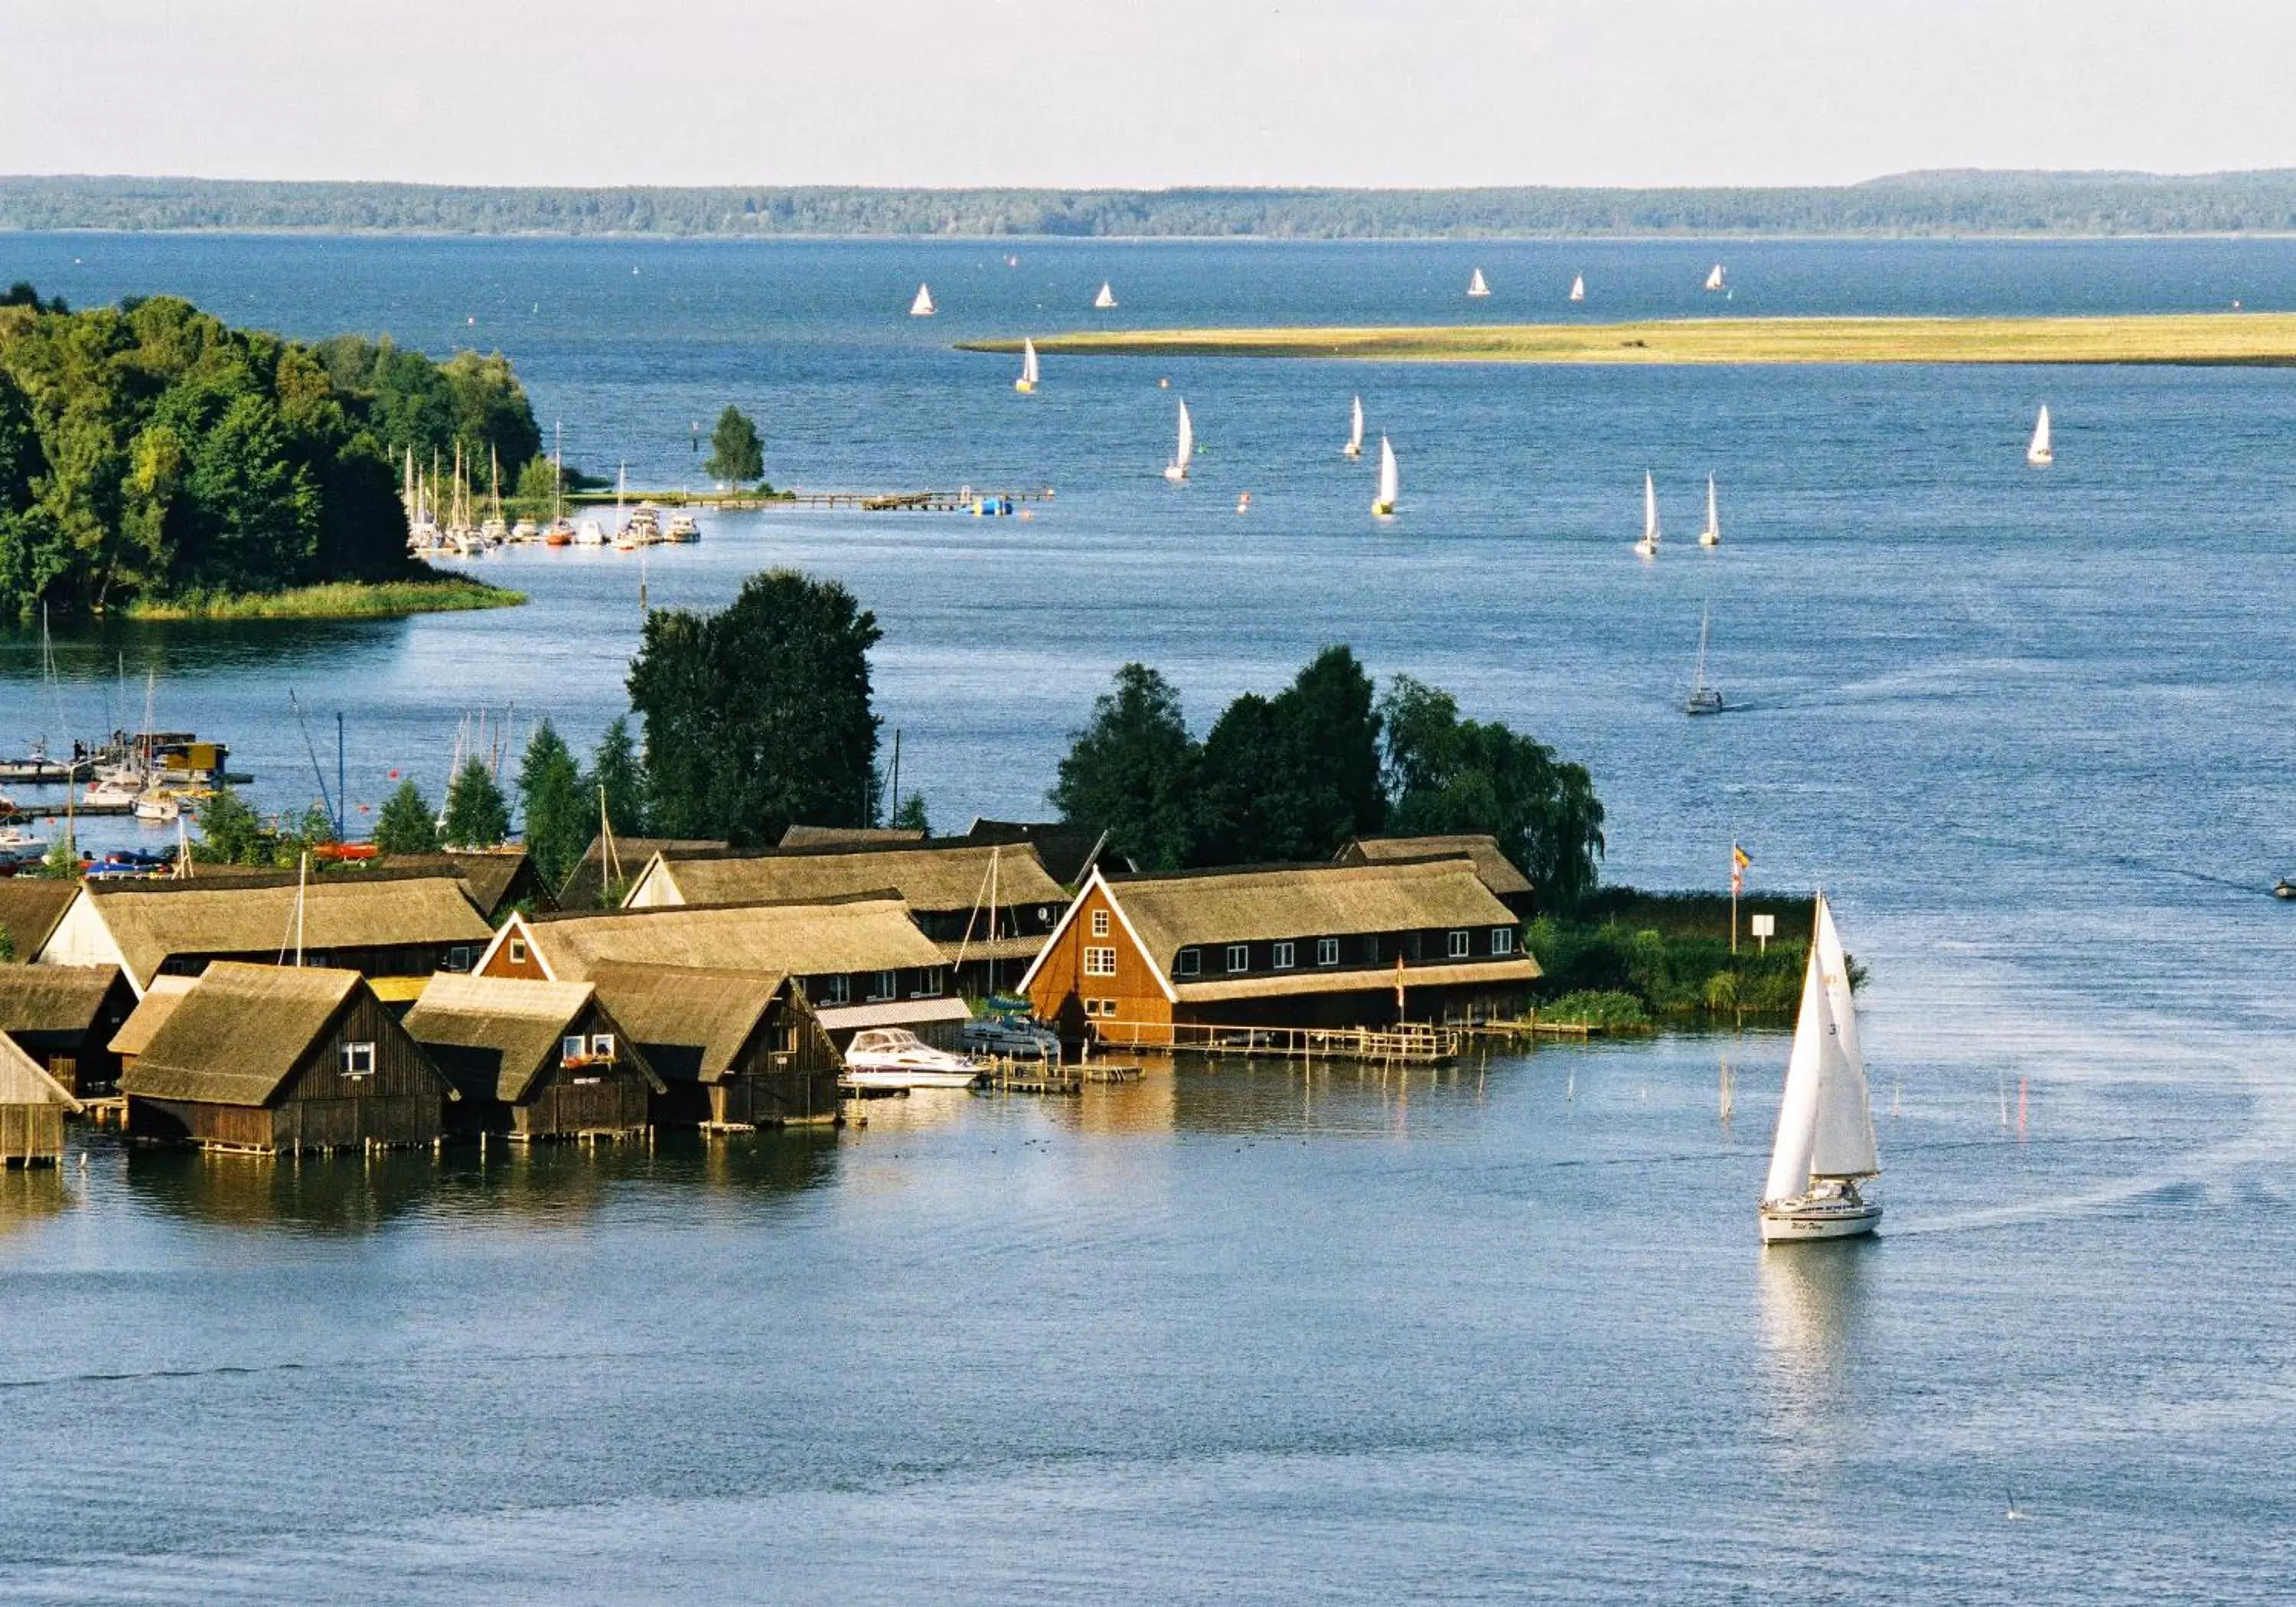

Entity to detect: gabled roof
[108,975,194,1059]
[1101,859,1518,974]
[364,851,550,919]
[641,840,1065,914]
[1338,833,1534,899]
[120,963,367,1107]
[0,880,79,958]
[557,834,728,913]
[961,820,1114,888]
[0,1033,80,1112]
[86,875,493,987]
[404,973,659,1102]
[778,824,925,849]
[0,963,126,1037]
[525,893,946,981]
[586,963,788,1083]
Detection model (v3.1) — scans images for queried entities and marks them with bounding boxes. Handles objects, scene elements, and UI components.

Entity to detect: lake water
[1,235,2293,1602]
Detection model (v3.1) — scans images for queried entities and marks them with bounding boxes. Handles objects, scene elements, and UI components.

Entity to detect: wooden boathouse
[587,963,843,1129]
[1335,833,1539,921]
[119,963,455,1153]
[1021,858,1542,1048]
[0,1034,81,1166]
[0,962,138,1096]
[403,973,661,1140]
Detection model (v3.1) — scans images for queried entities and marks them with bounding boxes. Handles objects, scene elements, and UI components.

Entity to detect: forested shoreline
[12,171,2296,238]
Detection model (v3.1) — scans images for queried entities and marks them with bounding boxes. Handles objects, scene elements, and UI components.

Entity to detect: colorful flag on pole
[1731,843,1749,895]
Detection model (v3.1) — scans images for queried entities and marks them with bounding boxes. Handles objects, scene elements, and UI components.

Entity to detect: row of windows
[1082,997,1120,1017]
[812,969,944,1006]
[1173,927,1515,977]
[562,1032,617,1063]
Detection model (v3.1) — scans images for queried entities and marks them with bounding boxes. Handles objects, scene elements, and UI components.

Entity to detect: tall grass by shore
[121,577,525,621]
[970,312,2296,366]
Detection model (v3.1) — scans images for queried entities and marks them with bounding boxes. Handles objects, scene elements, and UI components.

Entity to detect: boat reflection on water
[1756,1235,1879,1416]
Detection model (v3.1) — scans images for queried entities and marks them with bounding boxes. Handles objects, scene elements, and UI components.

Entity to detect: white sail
[1643,471,1660,543]
[1808,896,1879,1179]
[1372,435,1398,514]
[1569,274,1585,302]
[2027,405,2053,465]
[1704,262,1726,292]
[1094,282,1118,309]
[1164,399,1193,480]
[1017,337,1039,389]
[910,283,935,317]
[1467,268,1491,298]
[1345,395,1365,456]
[1699,474,1720,544]
[1764,938,1831,1202]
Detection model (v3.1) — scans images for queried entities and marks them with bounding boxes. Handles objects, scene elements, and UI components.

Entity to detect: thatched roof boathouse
[119,963,454,1153]
[587,963,843,1129]
[404,973,661,1141]
[0,1035,81,1167]
[0,962,137,1097]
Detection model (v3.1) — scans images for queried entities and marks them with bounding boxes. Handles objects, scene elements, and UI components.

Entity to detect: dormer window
[1493,927,1514,956]
[1176,947,1200,976]
[1448,930,1470,959]
[1225,944,1249,973]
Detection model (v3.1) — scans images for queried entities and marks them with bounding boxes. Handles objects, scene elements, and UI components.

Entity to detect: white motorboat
[1371,435,1398,517]
[1759,893,1883,1244]
[1698,472,1721,547]
[1467,267,1491,298]
[1015,337,1039,393]
[2027,405,2053,466]
[0,826,48,867]
[840,1028,982,1090]
[510,519,540,543]
[1094,282,1118,309]
[1634,471,1660,557]
[664,511,700,542]
[1164,399,1193,482]
[910,282,936,318]
[575,519,607,546]
[1344,394,1364,458]
[132,791,184,822]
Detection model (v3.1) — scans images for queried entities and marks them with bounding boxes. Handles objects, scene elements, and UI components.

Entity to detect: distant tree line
[0,288,547,618]
[18,171,2296,236]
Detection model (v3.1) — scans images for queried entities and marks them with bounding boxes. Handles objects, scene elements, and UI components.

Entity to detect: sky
[7,1,2296,189]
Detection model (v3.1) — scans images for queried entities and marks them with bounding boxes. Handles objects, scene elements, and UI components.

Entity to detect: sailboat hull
[1759,1198,1881,1242]
[1163,466,1187,482]
[1014,380,1035,393]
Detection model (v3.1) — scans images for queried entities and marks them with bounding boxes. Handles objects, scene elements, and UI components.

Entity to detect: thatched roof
[531,894,945,980]
[1105,859,1519,973]
[778,824,925,849]
[586,963,785,1084]
[558,834,727,912]
[0,963,125,1037]
[0,880,78,958]
[963,820,1114,887]
[1175,956,1541,1003]
[646,841,1065,914]
[360,852,549,919]
[404,973,657,1102]
[0,1033,79,1111]
[88,875,492,987]
[121,963,366,1106]
[1339,834,1534,900]
[108,975,194,1058]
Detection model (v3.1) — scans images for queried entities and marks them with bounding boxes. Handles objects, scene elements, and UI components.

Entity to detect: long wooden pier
[566,487,1055,513]
[1092,1020,1466,1064]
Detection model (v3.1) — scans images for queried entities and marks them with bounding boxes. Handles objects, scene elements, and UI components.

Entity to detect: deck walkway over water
[569,487,1055,513]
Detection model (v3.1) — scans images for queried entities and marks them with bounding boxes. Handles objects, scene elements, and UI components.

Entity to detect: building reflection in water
[0,1165,75,1240]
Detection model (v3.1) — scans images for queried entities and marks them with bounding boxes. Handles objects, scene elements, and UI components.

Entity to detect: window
[1226,944,1249,973]
[1317,937,1339,966]
[1083,998,1119,1019]
[341,1041,376,1079]
[1084,947,1117,977]
[563,1035,585,1063]
[1273,941,1296,970]
[819,974,850,1005]
[508,938,528,966]
[1176,947,1201,976]
[1448,930,1470,959]
[1095,999,1117,1019]
[1363,935,1382,963]
[590,1033,616,1059]
[914,968,944,997]
[1493,927,1514,956]
[869,970,898,1002]
[446,945,473,973]
[1091,909,1110,937]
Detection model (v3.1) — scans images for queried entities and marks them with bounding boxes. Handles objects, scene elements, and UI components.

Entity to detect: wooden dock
[566,487,1055,513]
[1092,1021,1466,1064]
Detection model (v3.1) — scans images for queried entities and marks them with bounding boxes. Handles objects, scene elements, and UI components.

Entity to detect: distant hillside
[9,171,2296,238]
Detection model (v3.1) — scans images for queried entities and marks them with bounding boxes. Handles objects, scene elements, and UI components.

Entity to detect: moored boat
[1759,893,1882,1244]
[664,511,700,542]
[840,1028,981,1090]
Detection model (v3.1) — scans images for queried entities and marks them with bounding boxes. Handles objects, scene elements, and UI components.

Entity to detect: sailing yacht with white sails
[1704,262,1727,292]
[1698,473,1721,546]
[1371,436,1398,517]
[2027,405,2053,466]
[1467,268,1491,298]
[1570,274,1586,303]
[1164,400,1193,482]
[909,283,936,318]
[1634,472,1660,557]
[1015,338,1039,393]
[1685,608,1723,715]
[1344,396,1365,458]
[1094,282,1118,309]
[1759,894,1882,1243]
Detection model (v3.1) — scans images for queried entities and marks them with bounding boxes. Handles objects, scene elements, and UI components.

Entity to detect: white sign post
[1750,913,1776,953]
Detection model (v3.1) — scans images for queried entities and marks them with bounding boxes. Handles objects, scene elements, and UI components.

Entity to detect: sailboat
[1704,262,1727,292]
[1371,436,1398,517]
[612,463,638,549]
[1698,473,1721,547]
[1094,282,1118,310]
[1634,471,1660,557]
[1015,337,1039,393]
[1344,395,1365,458]
[1569,274,1586,303]
[2027,405,2053,466]
[1163,400,1193,482]
[1685,608,1724,715]
[1760,893,1882,1242]
[909,283,936,318]
[1467,268,1492,298]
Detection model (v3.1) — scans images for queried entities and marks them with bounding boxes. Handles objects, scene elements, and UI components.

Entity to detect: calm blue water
[0,235,2293,1602]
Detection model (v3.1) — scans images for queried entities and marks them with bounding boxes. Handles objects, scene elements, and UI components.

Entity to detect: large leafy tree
[1192,646,1384,865]
[1049,663,1201,872]
[627,569,881,846]
[704,405,765,486]
[442,758,511,849]
[192,783,268,865]
[517,719,590,888]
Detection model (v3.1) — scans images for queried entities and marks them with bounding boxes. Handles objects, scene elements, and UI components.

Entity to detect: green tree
[704,405,765,486]
[372,777,441,854]
[1049,663,1201,871]
[1192,646,1384,865]
[889,792,929,835]
[517,719,589,888]
[193,782,267,865]
[1379,675,1606,911]
[40,830,80,879]
[442,758,511,849]
[592,716,647,838]
[627,569,881,845]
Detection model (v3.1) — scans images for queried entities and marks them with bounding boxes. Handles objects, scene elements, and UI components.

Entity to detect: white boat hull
[1163,465,1187,482]
[1698,531,1719,547]
[1759,1198,1882,1242]
[840,1068,980,1090]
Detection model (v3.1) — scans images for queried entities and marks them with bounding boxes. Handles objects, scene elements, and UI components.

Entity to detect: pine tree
[372,778,441,854]
[517,720,589,888]
[591,716,647,838]
[442,758,511,849]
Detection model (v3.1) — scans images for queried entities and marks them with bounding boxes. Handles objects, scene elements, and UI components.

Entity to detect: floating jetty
[568,487,1054,513]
